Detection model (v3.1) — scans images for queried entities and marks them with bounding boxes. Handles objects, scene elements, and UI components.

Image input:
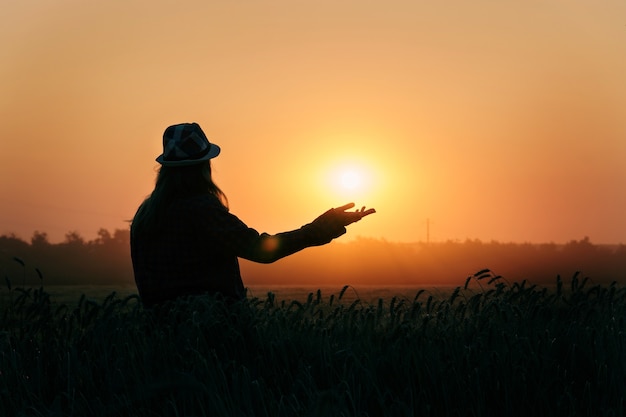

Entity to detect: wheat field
[1,270,624,416]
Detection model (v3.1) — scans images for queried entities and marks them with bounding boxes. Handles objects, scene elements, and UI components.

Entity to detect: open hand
[307,202,376,244]
[329,202,376,226]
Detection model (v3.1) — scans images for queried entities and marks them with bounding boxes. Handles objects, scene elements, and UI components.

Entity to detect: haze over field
[2,231,624,288]
[1,1,625,245]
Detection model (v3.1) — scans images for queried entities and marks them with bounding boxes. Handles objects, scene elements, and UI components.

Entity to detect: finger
[352,208,376,220]
[334,202,355,212]
[360,208,376,217]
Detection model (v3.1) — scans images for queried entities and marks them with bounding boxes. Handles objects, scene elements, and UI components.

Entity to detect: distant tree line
[241,236,626,287]
[1,230,625,287]
[1,229,132,286]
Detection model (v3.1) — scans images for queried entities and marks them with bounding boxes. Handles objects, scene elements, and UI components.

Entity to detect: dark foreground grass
[1,271,625,417]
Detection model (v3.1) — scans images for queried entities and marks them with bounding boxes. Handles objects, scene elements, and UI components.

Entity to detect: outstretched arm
[240,203,376,263]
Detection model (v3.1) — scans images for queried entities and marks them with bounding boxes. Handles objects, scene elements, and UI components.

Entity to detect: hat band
[164,144,211,162]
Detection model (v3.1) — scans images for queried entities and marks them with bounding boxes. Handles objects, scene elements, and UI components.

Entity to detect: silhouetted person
[130,123,375,307]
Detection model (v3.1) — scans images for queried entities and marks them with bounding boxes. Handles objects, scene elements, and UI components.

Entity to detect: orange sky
[1,0,625,244]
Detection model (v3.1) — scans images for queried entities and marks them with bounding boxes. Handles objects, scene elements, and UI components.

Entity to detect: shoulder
[176,193,249,228]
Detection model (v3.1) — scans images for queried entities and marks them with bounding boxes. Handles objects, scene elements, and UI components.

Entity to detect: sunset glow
[0,1,625,245]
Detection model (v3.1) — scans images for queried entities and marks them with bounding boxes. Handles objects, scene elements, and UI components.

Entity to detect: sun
[326,162,373,199]
[307,144,383,205]
[339,170,362,191]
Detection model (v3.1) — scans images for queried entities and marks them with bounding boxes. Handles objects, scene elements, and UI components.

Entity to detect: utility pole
[426,218,430,245]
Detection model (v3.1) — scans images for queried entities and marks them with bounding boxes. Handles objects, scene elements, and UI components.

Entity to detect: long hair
[131,160,228,234]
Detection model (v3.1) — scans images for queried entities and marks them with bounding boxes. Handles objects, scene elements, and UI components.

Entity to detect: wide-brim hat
[156,122,221,166]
